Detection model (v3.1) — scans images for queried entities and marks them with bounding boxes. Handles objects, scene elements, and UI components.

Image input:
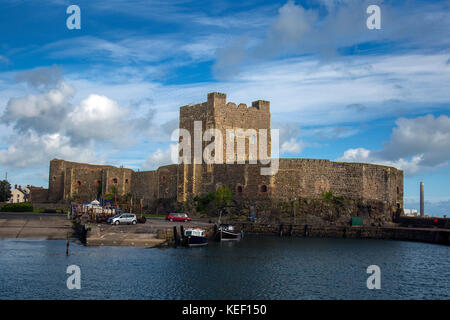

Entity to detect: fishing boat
[183,228,208,247]
[214,224,243,241]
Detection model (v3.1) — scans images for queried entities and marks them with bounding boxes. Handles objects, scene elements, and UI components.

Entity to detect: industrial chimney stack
[420,182,424,217]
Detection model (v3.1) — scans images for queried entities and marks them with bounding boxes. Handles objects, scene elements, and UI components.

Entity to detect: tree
[0,180,12,202]
[104,185,118,201]
[193,192,215,213]
[215,186,232,217]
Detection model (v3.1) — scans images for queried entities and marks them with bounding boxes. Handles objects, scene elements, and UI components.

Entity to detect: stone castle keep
[35,93,404,223]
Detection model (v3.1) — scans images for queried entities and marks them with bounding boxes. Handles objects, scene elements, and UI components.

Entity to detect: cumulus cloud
[377,115,450,167]
[66,94,131,144]
[142,144,177,170]
[0,68,146,169]
[1,79,133,146]
[337,114,450,175]
[1,81,75,134]
[280,138,305,154]
[0,131,97,168]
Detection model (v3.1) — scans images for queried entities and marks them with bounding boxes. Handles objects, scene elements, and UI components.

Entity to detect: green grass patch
[140,213,166,218]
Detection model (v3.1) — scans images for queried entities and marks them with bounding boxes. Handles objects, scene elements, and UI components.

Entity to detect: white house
[8,185,30,203]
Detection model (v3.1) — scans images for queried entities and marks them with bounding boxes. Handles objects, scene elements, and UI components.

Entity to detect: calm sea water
[0,236,448,300]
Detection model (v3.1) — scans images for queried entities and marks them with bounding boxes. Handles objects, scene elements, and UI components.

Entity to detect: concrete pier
[84,218,214,247]
[0,212,72,240]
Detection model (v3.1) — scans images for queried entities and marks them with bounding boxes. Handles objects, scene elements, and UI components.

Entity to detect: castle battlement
[180,92,270,115]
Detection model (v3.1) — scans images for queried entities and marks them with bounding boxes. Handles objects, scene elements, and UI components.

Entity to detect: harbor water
[0,236,448,300]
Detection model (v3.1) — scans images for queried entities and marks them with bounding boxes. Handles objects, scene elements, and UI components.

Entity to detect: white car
[108,213,137,225]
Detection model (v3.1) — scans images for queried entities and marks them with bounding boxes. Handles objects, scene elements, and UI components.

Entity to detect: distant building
[8,185,30,203]
[404,209,430,217]
[404,209,418,217]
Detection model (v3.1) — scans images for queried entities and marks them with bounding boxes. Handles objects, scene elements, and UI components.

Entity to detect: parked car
[107,213,137,225]
[166,213,191,222]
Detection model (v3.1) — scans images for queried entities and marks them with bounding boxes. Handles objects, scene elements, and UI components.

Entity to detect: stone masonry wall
[177,92,271,200]
[131,170,158,204]
[29,186,49,203]
[177,160,403,209]
[157,165,178,199]
[48,159,132,203]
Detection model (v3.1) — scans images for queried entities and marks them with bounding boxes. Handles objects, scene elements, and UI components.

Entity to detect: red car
[166,213,191,222]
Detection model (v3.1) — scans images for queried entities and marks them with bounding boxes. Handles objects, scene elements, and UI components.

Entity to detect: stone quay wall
[238,223,449,246]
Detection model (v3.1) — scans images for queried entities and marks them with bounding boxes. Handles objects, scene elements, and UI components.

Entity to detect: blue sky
[0,0,449,215]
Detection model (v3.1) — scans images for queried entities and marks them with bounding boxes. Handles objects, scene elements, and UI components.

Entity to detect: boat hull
[215,230,242,241]
[186,235,208,247]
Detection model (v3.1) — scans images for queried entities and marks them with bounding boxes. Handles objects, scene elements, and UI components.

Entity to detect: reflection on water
[0,236,449,300]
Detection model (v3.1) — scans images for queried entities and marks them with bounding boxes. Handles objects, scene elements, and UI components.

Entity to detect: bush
[194,193,215,213]
[0,202,33,212]
[321,190,334,201]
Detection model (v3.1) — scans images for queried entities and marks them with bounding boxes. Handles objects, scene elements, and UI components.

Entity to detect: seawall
[0,212,73,240]
[238,222,450,246]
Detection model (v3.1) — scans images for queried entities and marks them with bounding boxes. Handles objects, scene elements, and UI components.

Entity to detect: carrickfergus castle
[30,93,404,226]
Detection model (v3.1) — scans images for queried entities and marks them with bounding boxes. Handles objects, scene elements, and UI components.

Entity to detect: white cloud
[213,0,450,76]
[142,144,177,170]
[338,148,424,175]
[1,81,75,134]
[377,115,450,167]
[0,73,141,170]
[339,147,371,162]
[66,94,130,144]
[1,52,449,174]
[337,115,450,175]
[280,138,305,154]
[0,131,97,168]
[34,53,449,129]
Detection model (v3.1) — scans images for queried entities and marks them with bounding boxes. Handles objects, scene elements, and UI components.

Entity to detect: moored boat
[183,228,208,247]
[214,224,243,241]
